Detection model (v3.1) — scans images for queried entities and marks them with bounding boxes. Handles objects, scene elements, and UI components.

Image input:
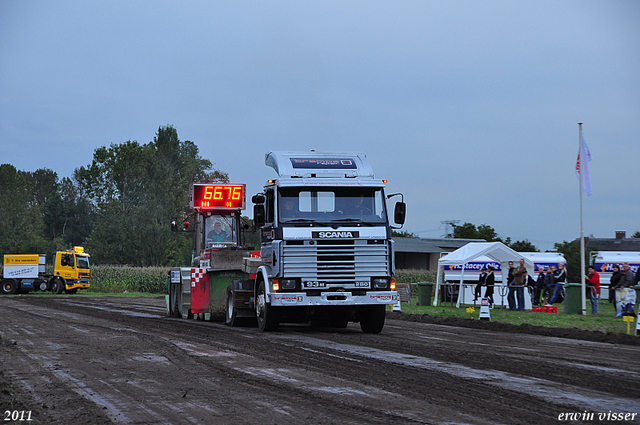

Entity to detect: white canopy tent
[433,242,535,308]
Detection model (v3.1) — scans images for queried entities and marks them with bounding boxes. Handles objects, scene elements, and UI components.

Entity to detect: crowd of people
[472,260,639,316]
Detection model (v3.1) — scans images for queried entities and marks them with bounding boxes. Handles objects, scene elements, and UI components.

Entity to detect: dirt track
[1,296,639,424]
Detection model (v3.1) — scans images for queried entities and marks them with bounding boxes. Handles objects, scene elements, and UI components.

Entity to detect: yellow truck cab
[50,247,91,294]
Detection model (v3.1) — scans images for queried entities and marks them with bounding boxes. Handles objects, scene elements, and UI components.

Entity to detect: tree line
[0,126,230,266]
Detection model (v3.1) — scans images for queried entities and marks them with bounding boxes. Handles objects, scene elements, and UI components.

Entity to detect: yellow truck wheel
[51,279,65,295]
[1,279,18,295]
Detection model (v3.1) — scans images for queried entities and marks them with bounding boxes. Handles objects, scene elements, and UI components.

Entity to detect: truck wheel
[225,287,239,326]
[51,279,65,295]
[1,279,18,295]
[360,305,386,333]
[256,281,279,331]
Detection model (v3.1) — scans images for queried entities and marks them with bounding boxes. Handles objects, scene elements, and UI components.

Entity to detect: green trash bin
[563,283,582,314]
[417,282,433,306]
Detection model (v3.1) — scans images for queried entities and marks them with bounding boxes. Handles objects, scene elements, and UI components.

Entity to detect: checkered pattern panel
[191,268,205,287]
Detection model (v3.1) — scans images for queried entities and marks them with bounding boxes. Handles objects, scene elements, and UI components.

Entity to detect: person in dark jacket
[474,267,487,301]
[615,263,635,317]
[548,263,567,305]
[543,266,555,305]
[506,261,516,310]
[609,264,622,305]
[534,267,547,306]
[485,266,495,307]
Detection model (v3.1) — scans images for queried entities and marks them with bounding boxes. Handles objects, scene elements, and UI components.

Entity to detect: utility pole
[441,220,460,238]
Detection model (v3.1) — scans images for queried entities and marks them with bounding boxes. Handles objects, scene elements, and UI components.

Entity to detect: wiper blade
[329,218,376,227]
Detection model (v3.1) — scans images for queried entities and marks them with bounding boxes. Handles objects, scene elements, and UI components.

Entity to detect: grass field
[399,296,638,336]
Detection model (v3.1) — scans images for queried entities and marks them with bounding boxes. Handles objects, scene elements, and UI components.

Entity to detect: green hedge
[395,269,437,294]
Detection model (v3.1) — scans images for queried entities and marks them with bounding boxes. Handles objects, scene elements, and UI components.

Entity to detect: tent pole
[456,265,465,308]
[434,266,442,307]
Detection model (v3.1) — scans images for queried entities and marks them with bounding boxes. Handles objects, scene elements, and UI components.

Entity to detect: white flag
[575,134,593,196]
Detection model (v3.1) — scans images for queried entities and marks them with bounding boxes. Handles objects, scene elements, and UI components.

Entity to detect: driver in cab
[207,222,229,242]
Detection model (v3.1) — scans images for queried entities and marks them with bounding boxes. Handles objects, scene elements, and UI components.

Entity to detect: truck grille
[282,240,388,283]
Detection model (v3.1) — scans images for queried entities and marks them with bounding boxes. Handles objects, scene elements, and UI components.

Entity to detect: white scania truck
[168,151,405,333]
[250,151,405,332]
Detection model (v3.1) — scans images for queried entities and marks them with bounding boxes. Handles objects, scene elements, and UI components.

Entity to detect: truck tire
[256,281,280,331]
[169,283,182,317]
[51,278,65,295]
[225,287,240,326]
[1,279,18,295]
[359,305,386,333]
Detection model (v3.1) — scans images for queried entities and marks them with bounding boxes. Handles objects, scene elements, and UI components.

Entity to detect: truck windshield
[204,214,238,248]
[76,256,90,269]
[278,187,387,225]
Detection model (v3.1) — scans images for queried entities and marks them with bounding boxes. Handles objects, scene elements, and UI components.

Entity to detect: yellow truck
[1,247,91,295]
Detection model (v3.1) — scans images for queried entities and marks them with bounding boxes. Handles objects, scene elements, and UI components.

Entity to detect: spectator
[585,265,600,315]
[506,261,516,310]
[474,267,487,302]
[513,259,527,311]
[547,263,567,306]
[543,266,555,305]
[534,266,547,306]
[634,265,640,286]
[609,264,622,306]
[615,262,635,317]
[485,265,495,308]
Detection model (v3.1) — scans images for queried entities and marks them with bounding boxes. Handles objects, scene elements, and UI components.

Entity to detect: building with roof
[577,231,640,252]
[393,237,485,270]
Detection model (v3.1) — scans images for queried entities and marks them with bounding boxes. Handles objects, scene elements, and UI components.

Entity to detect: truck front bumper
[67,281,90,290]
[270,291,398,307]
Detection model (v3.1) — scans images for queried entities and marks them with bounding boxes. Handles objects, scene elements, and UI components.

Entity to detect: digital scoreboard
[190,184,246,211]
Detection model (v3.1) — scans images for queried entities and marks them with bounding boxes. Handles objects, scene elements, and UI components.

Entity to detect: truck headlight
[372,278,389,289]
[272,279,297,291]
[280,279,297,290]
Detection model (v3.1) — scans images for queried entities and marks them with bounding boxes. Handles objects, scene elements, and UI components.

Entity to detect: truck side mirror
[254,204,265,227]
[252,194,265,204]
[394,202,406,225]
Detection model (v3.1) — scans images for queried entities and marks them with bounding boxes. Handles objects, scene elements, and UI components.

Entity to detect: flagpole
[578,123,586,315]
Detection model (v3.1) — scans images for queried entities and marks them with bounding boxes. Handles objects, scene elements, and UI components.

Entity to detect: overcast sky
[1,1,638,251]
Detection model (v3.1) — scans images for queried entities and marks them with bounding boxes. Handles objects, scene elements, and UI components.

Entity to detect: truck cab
[49,247,91,294]
[252,151,405,332]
